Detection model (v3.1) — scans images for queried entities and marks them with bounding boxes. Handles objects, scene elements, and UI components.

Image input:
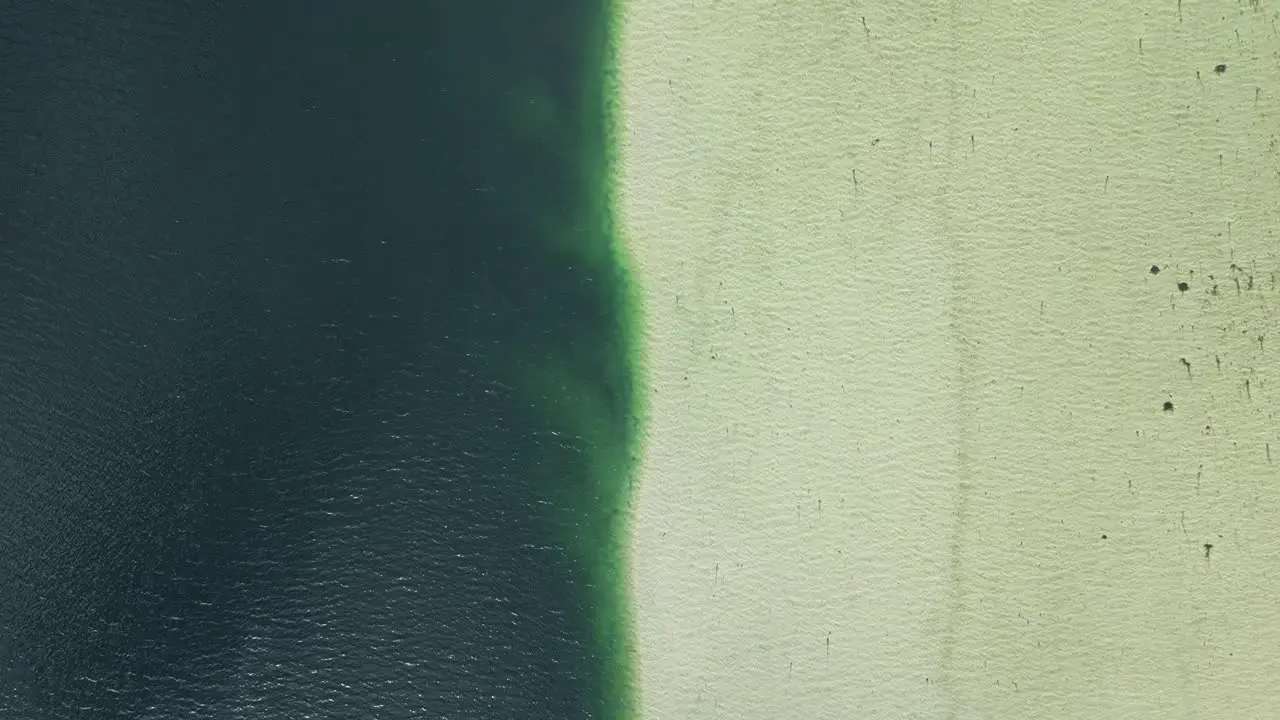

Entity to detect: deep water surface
[0,2,634,718]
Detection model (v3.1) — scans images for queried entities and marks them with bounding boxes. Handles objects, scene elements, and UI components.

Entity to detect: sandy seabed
[617,1,1280,717]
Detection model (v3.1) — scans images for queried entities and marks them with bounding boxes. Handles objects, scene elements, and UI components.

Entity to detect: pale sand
[618,1,1280,717]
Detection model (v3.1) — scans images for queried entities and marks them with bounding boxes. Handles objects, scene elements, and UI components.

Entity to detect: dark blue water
[0,3,632,718]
